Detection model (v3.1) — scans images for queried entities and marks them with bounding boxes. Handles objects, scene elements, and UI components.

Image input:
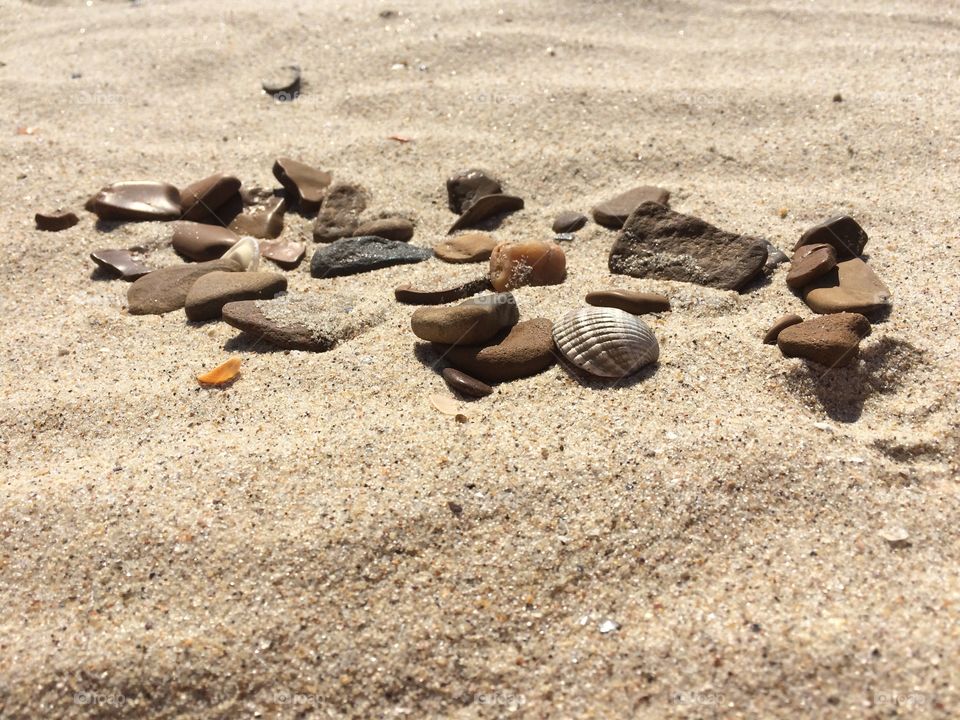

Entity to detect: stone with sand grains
[313,182,369,242]
[608,202,768,291]
[311,236,431,277]
[222,294,385,352]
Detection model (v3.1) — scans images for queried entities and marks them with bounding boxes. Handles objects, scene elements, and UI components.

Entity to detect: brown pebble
[353,217,414,242]
[35,209,79,232]
[228,196,286,239]
[447,194,524,234]
[762,313,803,344]
[178,173,242,224]
[434,232,499,263]
[441,318,556,383]
[794,214,868,259]
[786,243,836,289]
[272,157,332,212]
[777,312,871,367]
[442,367,493,397]
[259,238,306,269]
[802,258,892,315]
[585,289,670,315]
[592,185,670,229]
[88,181,181,222]
[172,222,239,261]
[446,168,502,214]
[90,249,152,281]
[489,241,566,291]
[552,211,587,233]
[394,276,491,305]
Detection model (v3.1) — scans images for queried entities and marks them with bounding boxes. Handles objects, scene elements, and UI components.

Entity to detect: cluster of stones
[763,215,892,367]
[49,156,896,390]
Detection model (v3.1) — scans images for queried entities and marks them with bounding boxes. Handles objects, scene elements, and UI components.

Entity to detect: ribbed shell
[552,306,659,378]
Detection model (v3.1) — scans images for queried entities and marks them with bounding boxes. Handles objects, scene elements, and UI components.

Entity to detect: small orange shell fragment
[197,357,241,386]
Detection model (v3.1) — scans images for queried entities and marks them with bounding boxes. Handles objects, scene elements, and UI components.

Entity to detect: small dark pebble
[552,211,587,233]
[90,249,152,281]
[447,500,463,516]
[35,210,79,232]
[833,93,843,102]
[763,313,803,345]
[442,367,493,398]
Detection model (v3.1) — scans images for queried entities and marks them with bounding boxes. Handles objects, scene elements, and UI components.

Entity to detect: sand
[1,0,959,717]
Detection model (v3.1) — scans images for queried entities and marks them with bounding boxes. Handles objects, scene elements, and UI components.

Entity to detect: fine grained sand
[1,0,959,717]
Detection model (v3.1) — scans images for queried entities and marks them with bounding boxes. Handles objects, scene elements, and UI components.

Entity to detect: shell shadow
[786,336,924,423]
[554,352,659,389]
[88,266,120,282]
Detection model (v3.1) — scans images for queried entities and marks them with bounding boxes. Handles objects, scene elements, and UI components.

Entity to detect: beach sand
[1,0,958,717]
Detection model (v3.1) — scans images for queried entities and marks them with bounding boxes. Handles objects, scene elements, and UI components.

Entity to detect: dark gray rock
[310,236,431,277]
[608,202,768,291]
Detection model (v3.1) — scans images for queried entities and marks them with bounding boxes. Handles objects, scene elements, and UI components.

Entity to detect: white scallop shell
[552,306,659,378]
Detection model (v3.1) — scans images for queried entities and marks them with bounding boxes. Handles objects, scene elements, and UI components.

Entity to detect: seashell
[552,306,659,378]
[221,236,260,271]
[197,357,241,386]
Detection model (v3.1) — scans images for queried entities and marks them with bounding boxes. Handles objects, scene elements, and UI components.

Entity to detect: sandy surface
[2,0,959,717]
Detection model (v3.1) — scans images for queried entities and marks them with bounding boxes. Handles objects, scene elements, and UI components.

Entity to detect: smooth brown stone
[35,209,79,232]
[172,222,239,261]
[178,173,242,224]
[440,318,556,383]
[89,181,181,221]
[448,194,524,234]
[777,312,871,367]
[786,244,836,289]
[353,217,414,242]
[394,277,491,305]
[433,232,499,263]
[442,368,493,398]
[228,196,286,239]
[127,257,242,315]
[260,238,306,269]
[185,271,288,321]
[90,249,152,281]
[794,215,868,259]
[313,182,369,242]
[488,241,566,291]
[609,202,768,291]
[222,294,384,352]
[585,290,671,315]
[272,157,331,212]
[411,293,519,345]
[552,211,587,233]
[803,258,892,315]
[763,313,803,344]
[592,185,670,229]
[446,169,502,214]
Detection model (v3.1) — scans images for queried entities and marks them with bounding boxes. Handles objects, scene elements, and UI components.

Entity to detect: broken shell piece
[430,394,460,415]
[221,236,260,271]
[488,240,566,291]
[197,357,241,386]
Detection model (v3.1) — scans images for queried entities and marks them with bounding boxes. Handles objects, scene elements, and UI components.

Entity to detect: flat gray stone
[185,271,287,321]
[310,236,431,278]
